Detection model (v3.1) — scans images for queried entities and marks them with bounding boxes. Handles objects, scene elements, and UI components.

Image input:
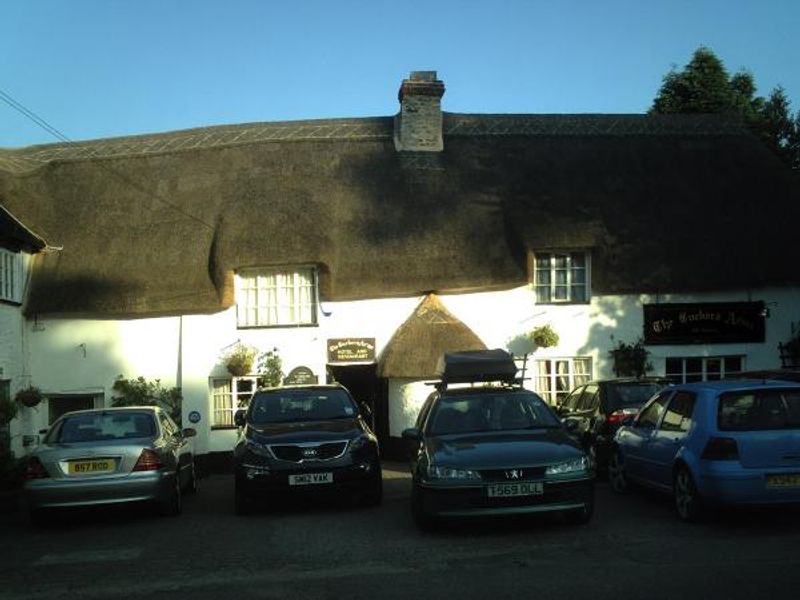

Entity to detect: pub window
[534,357,592,405]
[236,267,317,328]
[211,377,257,427]
[665,356,744,384]
[534,252,590,304]
[0,249,21,303]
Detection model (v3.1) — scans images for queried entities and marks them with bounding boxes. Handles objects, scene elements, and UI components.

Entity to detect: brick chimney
[394,71,445,152]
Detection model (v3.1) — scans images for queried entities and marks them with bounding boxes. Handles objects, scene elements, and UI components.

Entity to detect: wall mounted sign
[188,410,202,424]
[283,366,318,385]
[327,338,376,363]
[643,302,765,345]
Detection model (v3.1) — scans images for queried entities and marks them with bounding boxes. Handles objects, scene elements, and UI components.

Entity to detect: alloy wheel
[673,466,704,522]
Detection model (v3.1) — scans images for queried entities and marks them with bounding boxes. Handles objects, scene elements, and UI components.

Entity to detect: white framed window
[0,249,21,303]
[534,357,592,405]
[236,267,317,328]
[534,251,589,304]
[211,377,257,427]
[666,356,744,384]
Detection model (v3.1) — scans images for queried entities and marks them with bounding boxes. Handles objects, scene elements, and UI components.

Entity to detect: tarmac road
[1,463,800,600]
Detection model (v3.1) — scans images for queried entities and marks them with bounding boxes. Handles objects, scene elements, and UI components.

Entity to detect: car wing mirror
[234,409,247,428]
[563,418,580,433]
[401,428,422,442]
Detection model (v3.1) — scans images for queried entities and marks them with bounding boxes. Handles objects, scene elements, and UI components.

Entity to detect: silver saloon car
[23,406,197,524]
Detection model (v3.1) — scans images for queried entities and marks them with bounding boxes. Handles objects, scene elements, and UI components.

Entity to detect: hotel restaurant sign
[643,302,765,345]
[327,338,376,363]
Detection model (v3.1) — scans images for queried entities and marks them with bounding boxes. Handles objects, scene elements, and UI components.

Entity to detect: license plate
[766,473,800,488]
[487,481,544,498]
[68,459,115,475]
[289,472,333,486]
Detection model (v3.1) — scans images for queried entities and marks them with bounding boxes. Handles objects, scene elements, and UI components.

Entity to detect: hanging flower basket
[14,386,43,408]
[528,324,560,349]
[221,344,257,377]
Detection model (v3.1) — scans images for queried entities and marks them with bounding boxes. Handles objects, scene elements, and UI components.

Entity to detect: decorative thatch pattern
[0,111,797,317]
[377,294,487,379]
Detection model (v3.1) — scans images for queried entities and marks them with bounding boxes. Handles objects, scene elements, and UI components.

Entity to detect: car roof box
[436,349,518,384]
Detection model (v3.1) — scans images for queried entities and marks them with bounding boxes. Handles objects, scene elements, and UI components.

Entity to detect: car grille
[479,467,546,482]
[241,449,271,467]
[269,441,348,462]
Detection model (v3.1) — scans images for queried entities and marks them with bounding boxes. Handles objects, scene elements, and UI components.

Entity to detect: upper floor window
[236,267,317,328]
[0,249,21,303]
[534,251,589,304]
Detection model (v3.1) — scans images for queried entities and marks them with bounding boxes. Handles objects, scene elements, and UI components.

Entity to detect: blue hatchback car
[608,380,800,521]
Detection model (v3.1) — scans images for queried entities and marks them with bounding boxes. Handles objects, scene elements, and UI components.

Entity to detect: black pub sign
[327,338,376,363]
[643,302,765,345]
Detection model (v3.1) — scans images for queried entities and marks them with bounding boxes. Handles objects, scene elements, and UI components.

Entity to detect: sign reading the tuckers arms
[643,302,765,345]
[327,338,376,363]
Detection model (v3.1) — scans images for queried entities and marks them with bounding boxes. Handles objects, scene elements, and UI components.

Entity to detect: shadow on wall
[578,296,640,379]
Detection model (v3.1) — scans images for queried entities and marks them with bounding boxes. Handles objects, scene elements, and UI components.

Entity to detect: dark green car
[402,352,594,529]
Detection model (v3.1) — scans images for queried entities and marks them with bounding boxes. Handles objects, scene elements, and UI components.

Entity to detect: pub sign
[643,302,765,345]
[327,338,376,363]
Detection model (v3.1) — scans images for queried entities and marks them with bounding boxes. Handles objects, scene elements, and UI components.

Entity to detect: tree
[111,376,182,423]
[651,46,799,169]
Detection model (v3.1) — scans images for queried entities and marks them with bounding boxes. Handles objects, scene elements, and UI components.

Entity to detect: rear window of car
[50,412,156,443]
[427,391,559,435]
[249,388,357,424]
[606,383,665,409]
[718,388,800,431]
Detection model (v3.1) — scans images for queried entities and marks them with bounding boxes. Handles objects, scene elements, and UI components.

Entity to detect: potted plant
[222,344,257,377]
[14,386,43,408]
[528,324,559,349]
[609,339,652,378]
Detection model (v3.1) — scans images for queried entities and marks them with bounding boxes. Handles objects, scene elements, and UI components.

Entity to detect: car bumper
[696,464,800,506]
[235,455,381,500]
[415,477,593,518]
[23,471,175,510]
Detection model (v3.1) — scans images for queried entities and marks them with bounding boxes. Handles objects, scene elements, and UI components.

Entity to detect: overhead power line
[0,87,215,231]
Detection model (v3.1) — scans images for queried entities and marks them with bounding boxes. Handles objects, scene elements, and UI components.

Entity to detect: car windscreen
[427,391,559,435]
[49,412,156,443]
[718,388,800,431]
[606,383,665,409]
[249,389,357,424]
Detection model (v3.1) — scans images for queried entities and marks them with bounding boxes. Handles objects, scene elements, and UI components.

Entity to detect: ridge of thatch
[377,294,487,379]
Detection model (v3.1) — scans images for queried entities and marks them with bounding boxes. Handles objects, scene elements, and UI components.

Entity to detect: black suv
[232,384,382,514]
[556,378,670,472]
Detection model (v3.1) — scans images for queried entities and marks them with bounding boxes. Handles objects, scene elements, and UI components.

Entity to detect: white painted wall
[12,283,800,456]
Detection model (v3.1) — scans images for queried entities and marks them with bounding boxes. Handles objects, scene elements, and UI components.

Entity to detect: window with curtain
[211,377,257,427]
[534,357,592,405]
[534,251,589,304]
[236,267,317,327]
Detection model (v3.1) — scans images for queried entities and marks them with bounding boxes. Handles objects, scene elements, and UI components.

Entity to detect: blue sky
[1,0,798,147]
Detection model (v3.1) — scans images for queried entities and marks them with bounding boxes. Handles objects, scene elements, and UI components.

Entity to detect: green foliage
[256,348,284,388]
[651,46,799,169]
[221,343,257,376]
[0,397,18,425]
[14,386,43,408]
[111,376,182,422]
[528,324,559,348]
[609,339,652,378]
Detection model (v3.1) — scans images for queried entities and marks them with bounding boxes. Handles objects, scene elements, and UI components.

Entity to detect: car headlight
[427,465,482,480]
[245,438,271,456]
[349,434,372,452]
[545,456,589,476]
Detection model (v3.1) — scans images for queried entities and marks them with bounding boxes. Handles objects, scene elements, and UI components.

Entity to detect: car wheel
[608,449,629,494]
[564,499,594,525]
[160,473,182,516]
[234,483,252,516]
[184,462,198,495]
[673,465,705,523]
[411,485,433,531]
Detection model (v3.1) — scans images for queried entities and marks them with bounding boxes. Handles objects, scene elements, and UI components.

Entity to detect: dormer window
[534,251,590,304]
[236,267,317,328]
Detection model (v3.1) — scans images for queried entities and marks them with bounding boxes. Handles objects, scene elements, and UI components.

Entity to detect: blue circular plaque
[188,410,202,424]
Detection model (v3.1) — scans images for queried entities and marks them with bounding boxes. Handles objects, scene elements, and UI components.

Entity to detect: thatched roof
[376,294,486,378]
[0,204,47,252]
[0,112,797,317]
